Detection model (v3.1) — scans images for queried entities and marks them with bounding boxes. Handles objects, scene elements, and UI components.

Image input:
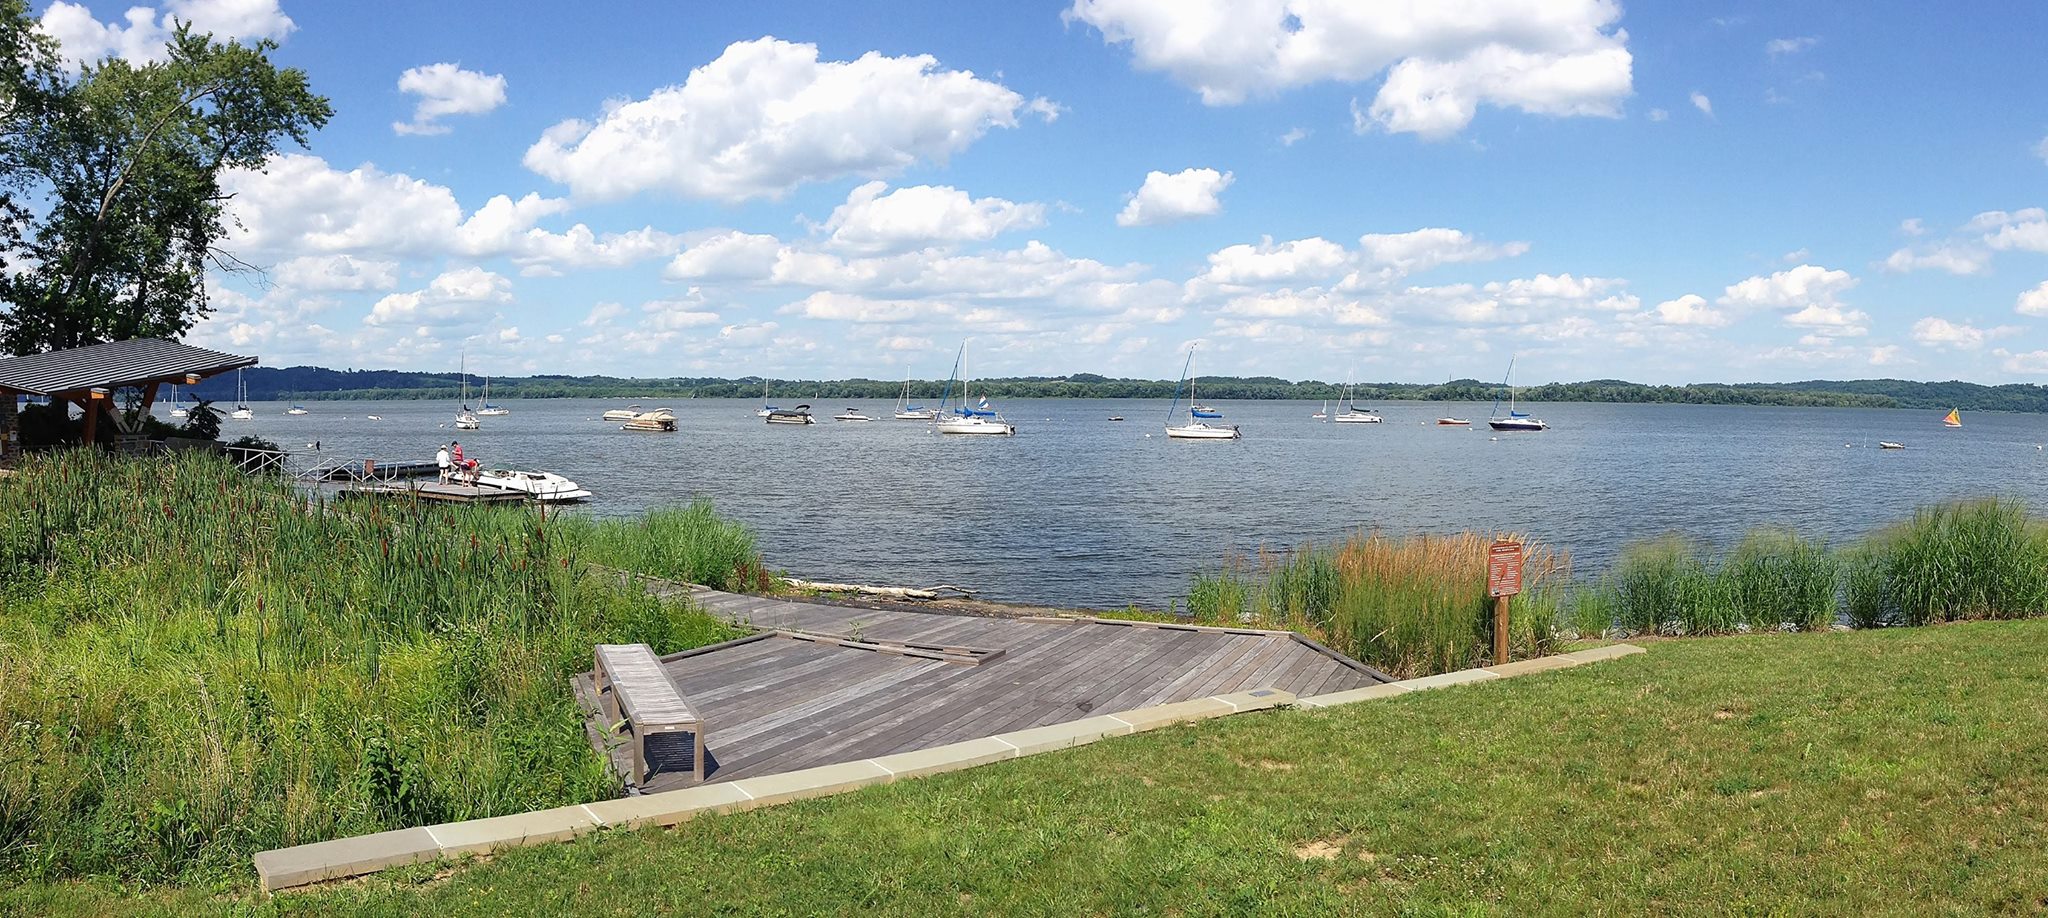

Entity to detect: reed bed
[0,450,747,883]
[554,501,771,592]
[1185,532,1567,679]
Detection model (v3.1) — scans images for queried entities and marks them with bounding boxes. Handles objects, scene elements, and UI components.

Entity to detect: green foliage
[0,450,745,883]
[556,500,769,592]
[189,365,2048,411]
[178,398,221,441]
[1612,536,1705,635]
[0,16,332,353]
[1859,499,2048,626]
[1725,529,1839,632]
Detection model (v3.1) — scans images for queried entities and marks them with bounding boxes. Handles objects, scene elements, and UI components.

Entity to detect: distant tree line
[186,366,2048,412]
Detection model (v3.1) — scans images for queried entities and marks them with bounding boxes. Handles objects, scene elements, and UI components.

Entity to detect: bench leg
[693,725,705,782]
[633,730,647,785]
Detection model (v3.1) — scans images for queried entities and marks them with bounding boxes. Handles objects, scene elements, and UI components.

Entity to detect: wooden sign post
[1487,538,1525,666]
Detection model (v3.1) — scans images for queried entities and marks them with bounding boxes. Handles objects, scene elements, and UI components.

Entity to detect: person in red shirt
[449,441,476,484]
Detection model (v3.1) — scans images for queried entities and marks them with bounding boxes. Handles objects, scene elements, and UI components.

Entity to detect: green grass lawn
[14,620,2048,916]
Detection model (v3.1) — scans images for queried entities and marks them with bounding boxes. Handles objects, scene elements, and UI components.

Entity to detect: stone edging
[252,643,1645,892]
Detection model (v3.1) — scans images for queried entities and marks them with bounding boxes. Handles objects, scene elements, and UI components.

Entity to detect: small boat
[1330,374,1381,423]
[1312,399,1327,420]
[1943,408,1962,429]
[1437,417,1470,426]
[893,379,937,420]
[622,408,677,432]
[477,376,509,416]
[1108,415,1125,422]
[366,415,382,421]
[1165,347,1241,440]
[766,405,815,425]
[454,354,481,429]
[1190,403,1222,419]
[474,469,593,503]
[285,404,308,416]
[833,408,873,421]
[754,378,784,418]
[1879,441,1906,449]
[1487,357,1547,431]
[601,405,642,422]
[230,368,253,420]
[168,383,189,418]
[933,343,1017,435]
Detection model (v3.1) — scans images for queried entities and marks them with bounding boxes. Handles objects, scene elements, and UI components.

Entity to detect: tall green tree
[0,4,331,354]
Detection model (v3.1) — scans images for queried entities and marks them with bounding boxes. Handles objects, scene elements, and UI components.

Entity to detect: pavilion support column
[80,396,99,445]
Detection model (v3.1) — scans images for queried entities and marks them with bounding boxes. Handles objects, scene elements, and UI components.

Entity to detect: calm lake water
[201,398,2048,608]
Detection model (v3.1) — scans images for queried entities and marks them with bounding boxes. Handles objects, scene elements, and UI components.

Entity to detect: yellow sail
[1943,408,1962,428]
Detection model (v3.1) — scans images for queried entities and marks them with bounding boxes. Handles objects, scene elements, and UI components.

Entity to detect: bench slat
[596,644,700,726]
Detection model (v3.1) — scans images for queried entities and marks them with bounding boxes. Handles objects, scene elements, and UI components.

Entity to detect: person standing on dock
[436,443,452,483]
[450,440,477,485]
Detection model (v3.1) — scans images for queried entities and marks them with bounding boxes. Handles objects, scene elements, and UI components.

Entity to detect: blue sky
[32,0,2048,384]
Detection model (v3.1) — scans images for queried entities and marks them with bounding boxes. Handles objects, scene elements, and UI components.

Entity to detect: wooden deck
[576,587,1390,794]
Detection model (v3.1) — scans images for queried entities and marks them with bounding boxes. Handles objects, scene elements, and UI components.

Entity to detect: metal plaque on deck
[1487,539,1524,598]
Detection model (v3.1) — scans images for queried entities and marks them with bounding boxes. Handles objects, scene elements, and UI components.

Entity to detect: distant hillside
[184,366,2048,413]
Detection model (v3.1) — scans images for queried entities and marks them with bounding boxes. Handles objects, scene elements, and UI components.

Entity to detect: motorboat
[474,469,593,503]
[366,415,382,421]
[833,408,873,421]
[1487,357,1547,431]
[1879,441,1906,450]
[1190,403,1222,418]
[1108,415,1125,422]
[1165,346,1241,440]
[622,408,677,432]
[601,405,642,422]
[766,405,815,425]
[1437,417,1470,426]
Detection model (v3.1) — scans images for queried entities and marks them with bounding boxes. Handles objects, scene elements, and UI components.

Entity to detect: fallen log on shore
[784,579,978,600]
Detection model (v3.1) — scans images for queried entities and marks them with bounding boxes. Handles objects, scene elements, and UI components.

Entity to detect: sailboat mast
[1167,348,1193,425]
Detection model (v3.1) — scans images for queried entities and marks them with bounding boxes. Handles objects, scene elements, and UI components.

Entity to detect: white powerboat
[833,408,873,421]
[1165,347,1241,440]
[601,405,642,422]
[622,408,677,432]
[766,405,815,425]
[474,469,593,503]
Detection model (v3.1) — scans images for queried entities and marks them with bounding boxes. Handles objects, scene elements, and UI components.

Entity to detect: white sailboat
[230,368,253,420]
[168,383,188,418]
[893,379,936,420]
[1311,399,1327,420]
[1488,357,1548,431]
[478,375,509,416]
[755,378,779,418]
[933,342,1016,435]
[455,355,481,430]
[1166,347,1240,440]
[1331,374,1382,423]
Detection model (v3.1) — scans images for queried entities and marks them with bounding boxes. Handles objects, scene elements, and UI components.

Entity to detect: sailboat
[1331,373,1382,424]
[1165,347,1241,440]
[1488,357,1547,431]
[230,368,253,420]
[1312,399,1327,420]
[933,342,1016,435]
[755,378,779,418]
[478,375,509,416]
[284,392,308,416]
[894,379,936,420]
[455,355,481,430]
[168,383,189,418]
[1942,408,1962,429]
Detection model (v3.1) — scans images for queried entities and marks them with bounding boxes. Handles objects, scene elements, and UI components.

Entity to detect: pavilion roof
[0,338,257,397]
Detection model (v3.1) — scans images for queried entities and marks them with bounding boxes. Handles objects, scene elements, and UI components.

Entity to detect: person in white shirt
[436,444,451,482]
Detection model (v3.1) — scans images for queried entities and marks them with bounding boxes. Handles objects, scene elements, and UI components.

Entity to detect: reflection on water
[206,399,2048,608]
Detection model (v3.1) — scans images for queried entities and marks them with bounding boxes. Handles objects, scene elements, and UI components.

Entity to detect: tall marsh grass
[0,451,748,883]
[556,500,770,592]
[1185,533,1567,679]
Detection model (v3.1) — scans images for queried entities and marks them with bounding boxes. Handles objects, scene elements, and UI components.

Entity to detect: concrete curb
[1296,642,1646,709]
[253,687,1296,892]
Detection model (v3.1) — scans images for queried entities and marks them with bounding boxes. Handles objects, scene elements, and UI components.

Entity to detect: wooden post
[1493,595,1510,667]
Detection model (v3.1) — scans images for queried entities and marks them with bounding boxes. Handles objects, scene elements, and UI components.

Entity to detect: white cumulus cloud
[1690,91,1713,116]
[524,37,1055,202]
[1650,293,1729,327]
[1354,227,1529,276]
[394,63,508,136]
[1718,264,1856,310]
[1766,36,1818,56]
[1198,236,1349,286]
[1067,0,1632,139]
[821,181,1045,253]
[272,255,398,292]
[365,267,513,328]
[1117,168,1233,227]
[1911,316,1985,349]
[2018,280,2048,317]
[38,0,294,68]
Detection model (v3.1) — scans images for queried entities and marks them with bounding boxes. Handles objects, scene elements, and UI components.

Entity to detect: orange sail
[1943,408,1962,428]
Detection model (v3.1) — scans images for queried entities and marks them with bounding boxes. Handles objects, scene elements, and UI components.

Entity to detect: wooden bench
[593,643,705,785]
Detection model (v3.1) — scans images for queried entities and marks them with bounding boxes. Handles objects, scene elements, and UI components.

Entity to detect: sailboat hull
[1331,413,1382,424]
[935,417,1014,435]
[1488,418,1548,431]
[1166,423,1240,439]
